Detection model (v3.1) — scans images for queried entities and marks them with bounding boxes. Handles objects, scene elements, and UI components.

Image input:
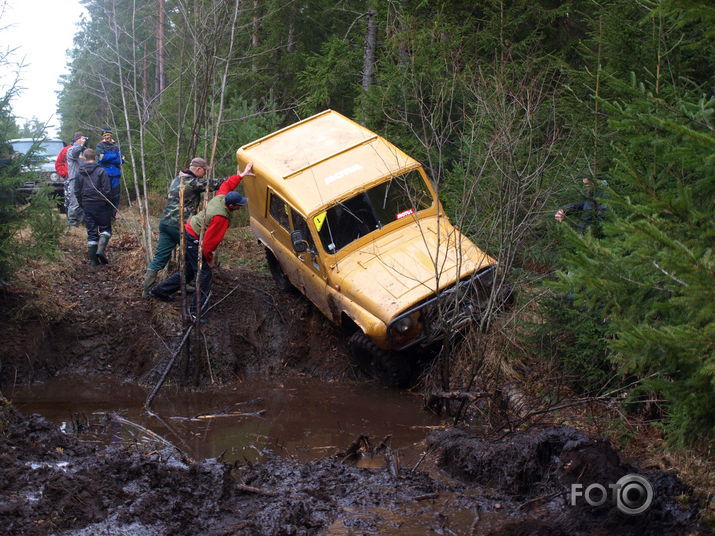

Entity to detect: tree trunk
[156,0,165,101]
[362,10,377,91]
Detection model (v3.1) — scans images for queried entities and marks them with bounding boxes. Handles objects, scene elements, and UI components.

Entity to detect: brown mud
[0,223,709,535]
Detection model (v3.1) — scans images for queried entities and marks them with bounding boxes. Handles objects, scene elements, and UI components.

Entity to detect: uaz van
[9,138,66,209]
[237,110,501,386]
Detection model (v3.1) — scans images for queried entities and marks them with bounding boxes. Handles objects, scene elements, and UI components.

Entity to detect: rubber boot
[96,232,111,264]
[87,244,99,266]
[142,269,158,298]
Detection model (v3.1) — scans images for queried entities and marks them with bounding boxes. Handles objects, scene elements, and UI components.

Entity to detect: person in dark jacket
[95,128,123,215]
[76,149,113,266]
[141,157,253,297]
[554,177,607,235]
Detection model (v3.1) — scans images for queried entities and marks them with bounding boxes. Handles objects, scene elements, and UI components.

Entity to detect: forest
[2,0,714,450]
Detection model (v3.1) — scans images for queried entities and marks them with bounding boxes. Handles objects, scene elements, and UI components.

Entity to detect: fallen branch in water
[103,413,174,448]
[144,324,194,413]
[236,483,279,496]
[411,444,434,473]
[518,489,567,510]
[101,412,194,462]
[414,492,439,501]
[429,391,493,402]
[193,409,266,420]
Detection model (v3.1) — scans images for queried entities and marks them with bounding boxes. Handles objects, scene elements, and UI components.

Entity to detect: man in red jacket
[149,162,253,320]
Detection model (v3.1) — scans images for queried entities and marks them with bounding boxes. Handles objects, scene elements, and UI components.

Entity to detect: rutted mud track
[0,225,707,535]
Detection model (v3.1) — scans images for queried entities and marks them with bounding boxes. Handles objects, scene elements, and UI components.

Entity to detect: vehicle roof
[236,110,421,216]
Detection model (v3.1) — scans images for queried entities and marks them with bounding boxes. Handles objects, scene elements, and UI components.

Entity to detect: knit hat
[101,127,112,136]
[73,131,85,142]
[189,157,208,170]
[225,192,248,206]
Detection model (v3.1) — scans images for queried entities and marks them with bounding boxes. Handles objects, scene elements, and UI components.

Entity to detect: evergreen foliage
[555,77,714,446]
[0,84,62,281]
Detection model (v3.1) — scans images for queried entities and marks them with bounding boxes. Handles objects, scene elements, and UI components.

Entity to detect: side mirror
[291,230,308,253]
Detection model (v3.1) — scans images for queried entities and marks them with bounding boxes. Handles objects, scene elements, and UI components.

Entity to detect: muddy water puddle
[8,375,443,465]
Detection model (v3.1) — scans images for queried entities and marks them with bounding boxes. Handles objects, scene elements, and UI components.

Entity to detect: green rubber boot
[142,269,158,298]
[96,232,111,264]
[87,244,99,266]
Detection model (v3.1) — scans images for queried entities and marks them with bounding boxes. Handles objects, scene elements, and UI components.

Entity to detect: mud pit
[0,226,707,535]
[0,407,702,536]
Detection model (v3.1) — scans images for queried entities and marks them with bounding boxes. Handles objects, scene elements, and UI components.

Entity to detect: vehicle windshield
[315,169,434,254]
[10,140,64,158]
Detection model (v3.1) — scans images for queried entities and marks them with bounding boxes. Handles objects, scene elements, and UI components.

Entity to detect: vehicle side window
[269,191,290,231]
[291,209,316,250]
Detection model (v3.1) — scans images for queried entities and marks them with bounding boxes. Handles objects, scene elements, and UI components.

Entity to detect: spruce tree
[556,78,714,445]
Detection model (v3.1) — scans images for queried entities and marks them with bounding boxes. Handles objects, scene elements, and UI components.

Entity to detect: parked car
[9,138,66,210]
[237,110,508,387]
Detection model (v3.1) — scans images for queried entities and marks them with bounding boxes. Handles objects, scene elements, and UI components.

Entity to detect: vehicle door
[267,190,301,286]
[290,208,330,317]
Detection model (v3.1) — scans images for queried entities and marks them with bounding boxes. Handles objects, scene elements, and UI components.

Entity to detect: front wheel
[265,248,292,291]
[348,332,418,388]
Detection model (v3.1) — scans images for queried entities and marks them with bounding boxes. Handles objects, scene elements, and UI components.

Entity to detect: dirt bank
[0,223,350,388]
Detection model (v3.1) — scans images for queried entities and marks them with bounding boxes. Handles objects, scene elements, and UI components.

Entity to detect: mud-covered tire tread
[348,332,416,389]
[265,248,292,292]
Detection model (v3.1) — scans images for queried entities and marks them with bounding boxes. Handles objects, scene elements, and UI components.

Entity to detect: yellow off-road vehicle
[237,110,500,386]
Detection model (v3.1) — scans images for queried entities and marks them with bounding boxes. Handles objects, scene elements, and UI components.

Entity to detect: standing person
[141,157,253,297]
[95,128,123,215]
[66,131,88,226]
[54,142,71,180]
[75,149,113,266]
[148,170,253,319]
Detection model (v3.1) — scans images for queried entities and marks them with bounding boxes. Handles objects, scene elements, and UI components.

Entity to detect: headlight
[50,172,60,181]
[392,316,413,334]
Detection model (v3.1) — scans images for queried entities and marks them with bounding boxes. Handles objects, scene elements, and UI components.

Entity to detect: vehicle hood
[328,215,496,322]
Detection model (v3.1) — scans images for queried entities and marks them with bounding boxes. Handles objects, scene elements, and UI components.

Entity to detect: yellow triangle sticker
[313,211,327,232]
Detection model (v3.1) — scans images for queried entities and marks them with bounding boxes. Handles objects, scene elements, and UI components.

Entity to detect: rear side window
[269,191,290,231]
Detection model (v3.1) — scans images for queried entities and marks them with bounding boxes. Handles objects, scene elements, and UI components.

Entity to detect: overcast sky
[0,0,84,138]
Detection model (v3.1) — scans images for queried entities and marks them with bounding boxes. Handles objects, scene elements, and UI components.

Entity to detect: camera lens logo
[615,474,653,515]
[570,473,654,514]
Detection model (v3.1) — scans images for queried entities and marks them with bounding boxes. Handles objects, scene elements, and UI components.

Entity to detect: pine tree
[556,77,715,445]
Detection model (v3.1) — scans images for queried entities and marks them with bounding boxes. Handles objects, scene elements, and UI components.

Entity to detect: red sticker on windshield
[396,208,415,219]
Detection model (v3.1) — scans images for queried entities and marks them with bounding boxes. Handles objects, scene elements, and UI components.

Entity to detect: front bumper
[386,264,497,350]
[16,180,65,199]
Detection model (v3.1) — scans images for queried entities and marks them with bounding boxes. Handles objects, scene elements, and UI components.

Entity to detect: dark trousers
[152,232,212,313]
[83,201,112,244]
[110,187,120,216]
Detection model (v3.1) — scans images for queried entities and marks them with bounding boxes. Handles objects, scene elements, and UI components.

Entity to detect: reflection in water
[9,375,442,464]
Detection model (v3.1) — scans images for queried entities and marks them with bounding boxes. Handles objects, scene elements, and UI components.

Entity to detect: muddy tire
[348,332,417,388]
[265,248,292,291]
